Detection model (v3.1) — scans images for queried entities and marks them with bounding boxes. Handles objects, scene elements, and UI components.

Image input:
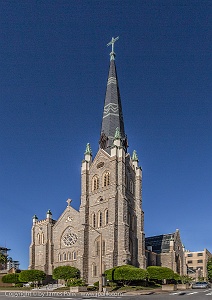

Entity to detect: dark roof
[0,247,10,251]
[145,233,175,254]
[99,59,127,153]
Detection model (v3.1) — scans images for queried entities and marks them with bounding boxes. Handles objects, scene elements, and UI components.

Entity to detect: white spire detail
[107,36,119,60]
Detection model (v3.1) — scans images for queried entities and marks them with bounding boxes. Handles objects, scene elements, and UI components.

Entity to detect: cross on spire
[66,199,72,207]
[107,36,119,60]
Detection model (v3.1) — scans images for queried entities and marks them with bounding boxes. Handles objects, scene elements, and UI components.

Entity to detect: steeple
[99,37,127,153]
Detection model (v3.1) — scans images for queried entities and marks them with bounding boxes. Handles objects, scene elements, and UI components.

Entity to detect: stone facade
[29,46,146,284]
[145,229,186,275]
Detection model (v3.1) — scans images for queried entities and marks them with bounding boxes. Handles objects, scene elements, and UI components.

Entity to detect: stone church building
[29,40,146,283]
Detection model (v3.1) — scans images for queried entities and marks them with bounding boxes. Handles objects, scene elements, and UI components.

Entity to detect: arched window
[92,175,99,191]
[103,172,110,187]
[41,233,44,244]
[130,180,134,194]
[102,240,106,256]
[128,212,131,227]
[37,233,41,244]
[105,209,109,225]
[63,253,67,261]
[58,253,62,262]
[92,213,96,228]
[98,211,102,227]
[68,252,71,261]
[132,215,135,232]
[96,240,100,256]
[92,264,97,277]
[129,238,133,257]
[73,251,77,260]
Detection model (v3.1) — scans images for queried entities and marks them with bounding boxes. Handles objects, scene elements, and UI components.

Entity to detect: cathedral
[29,38,146,284]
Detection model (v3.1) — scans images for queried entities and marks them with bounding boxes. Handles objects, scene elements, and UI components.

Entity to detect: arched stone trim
[37,233,41,245]
[129,180,134,194]
[105,209,109,225]
[103,171,110,187]
[92,175,99,191]
[73,251,77,260]
[131,215,135,232]
[98,211,102,227]
[92,263,97,277]
[58,253,62,262]
[102,240,106,256]
[41,233,44,244]
[95,238,100,256]
[91,212,96,228]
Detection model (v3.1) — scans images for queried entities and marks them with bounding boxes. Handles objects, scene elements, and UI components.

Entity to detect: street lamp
[82,223,103,292]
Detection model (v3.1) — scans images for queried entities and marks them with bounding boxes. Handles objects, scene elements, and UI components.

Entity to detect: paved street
[1,289,212,300]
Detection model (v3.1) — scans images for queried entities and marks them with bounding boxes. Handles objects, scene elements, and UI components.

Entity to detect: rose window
[62,232,78,246]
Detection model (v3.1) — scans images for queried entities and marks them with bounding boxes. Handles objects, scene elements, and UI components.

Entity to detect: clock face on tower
[62,231,78,246]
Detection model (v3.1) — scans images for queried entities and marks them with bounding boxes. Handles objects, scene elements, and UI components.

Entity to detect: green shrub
[174,273,181,282]
[180,275,193,284]
[104,265,148,286]
[53,266,80,283]
[19,270,46,284]
[67,278,85,287]
[147,266,174,281]
[2,274,20,284]
[93,281,99,287]
[87,285,97,291]
[15,283,23,287]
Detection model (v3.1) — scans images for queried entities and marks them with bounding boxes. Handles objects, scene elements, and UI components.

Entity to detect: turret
[84,143,92,163]
[46,209,52,220]
[32,214,38,225]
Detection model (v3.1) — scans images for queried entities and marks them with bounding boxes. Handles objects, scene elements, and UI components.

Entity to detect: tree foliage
[52,266,80,282]
[147,266,174,280]
[2,273,20,284]
[207,258,212,281]
[67,278,85,287]
[105,265,148,285]
[19,270,46,283]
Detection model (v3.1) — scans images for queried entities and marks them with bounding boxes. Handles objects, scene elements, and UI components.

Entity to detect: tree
[2,273,20,284]
[104,265,148,286]
[207,258,212,282]
[147,266,174,283]
[180,275,193,284]
[19,270,46,286]
[52,266,80,284]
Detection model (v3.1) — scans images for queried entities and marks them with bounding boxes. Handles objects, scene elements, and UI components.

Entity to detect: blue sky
[0,0,211,269]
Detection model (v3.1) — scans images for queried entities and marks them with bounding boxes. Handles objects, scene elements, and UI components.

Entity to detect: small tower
[84,143,92,163]
[113,127,121,147]
[46,209,52,220]
[32,214,38,225]
[132,150,139,168]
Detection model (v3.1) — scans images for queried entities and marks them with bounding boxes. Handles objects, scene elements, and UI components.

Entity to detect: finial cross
[107,36,119,53]
[66,198,72,207]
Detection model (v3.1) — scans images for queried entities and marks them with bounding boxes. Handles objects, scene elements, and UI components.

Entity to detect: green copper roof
[114,127,121,140]
[132,150,139,162]
[33,214,38,220]
[47,209,52,215]
[84,143,92,155]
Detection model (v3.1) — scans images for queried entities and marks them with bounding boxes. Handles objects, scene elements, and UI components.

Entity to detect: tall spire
[99,37,127,153]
